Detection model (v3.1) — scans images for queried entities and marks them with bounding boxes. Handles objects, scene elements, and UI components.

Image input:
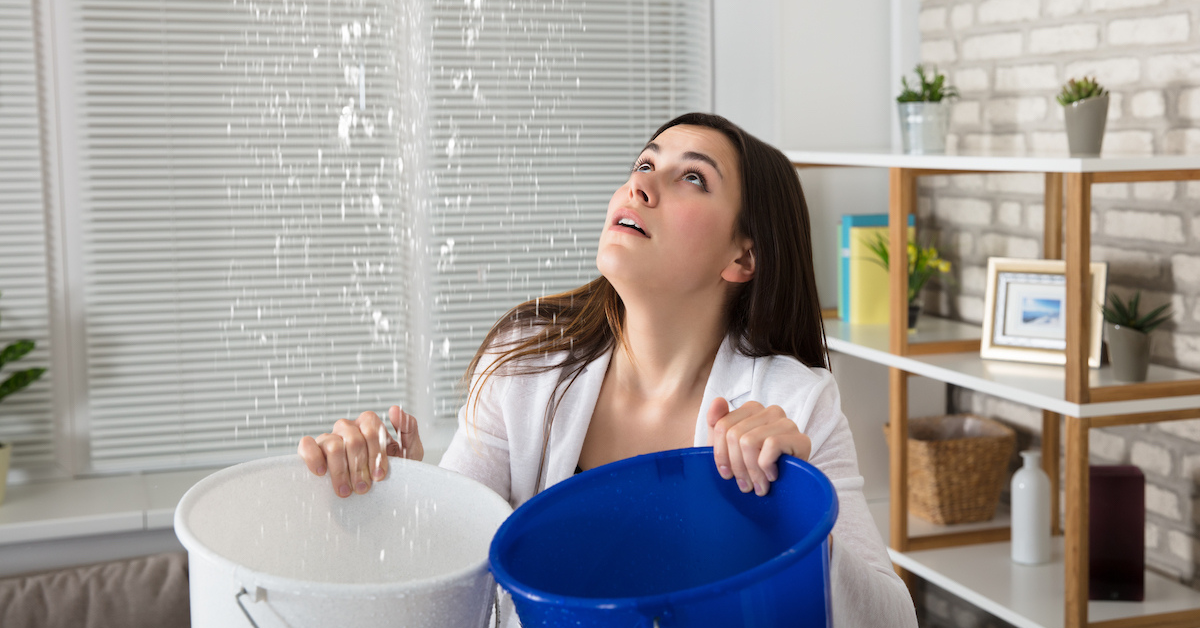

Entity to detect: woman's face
[596,124,751,303]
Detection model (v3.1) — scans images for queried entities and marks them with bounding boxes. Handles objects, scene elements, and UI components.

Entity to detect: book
[839,214,914,324]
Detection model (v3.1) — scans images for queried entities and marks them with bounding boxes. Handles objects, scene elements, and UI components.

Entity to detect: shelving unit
[787,148,1200,628]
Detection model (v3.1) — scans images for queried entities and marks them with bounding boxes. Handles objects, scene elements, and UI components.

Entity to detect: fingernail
[316,465,326,476]
[356,481,369,494]
[766,469,777,482]
[736,478,750,493]
[719,465,732,480]
[338,484,351,497]
[754,481,766,496]
[374,467,385,480]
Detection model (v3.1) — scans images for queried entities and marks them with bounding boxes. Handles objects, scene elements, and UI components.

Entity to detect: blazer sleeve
[803,376,919,628]
[438,347,514,503]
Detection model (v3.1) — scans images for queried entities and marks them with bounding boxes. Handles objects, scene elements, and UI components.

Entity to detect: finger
[298,435,328,476]
[385,406,403,458]
[740,420,800,495]
[758,430,813,484]
[356,411,387,482]
[706,397,732,479]
[723,405,771,494]
[398,408,424,461]
[319,434,352,498]
[333,417,371,495]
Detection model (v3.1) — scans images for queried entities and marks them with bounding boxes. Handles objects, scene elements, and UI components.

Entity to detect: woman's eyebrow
[641,142,724,180]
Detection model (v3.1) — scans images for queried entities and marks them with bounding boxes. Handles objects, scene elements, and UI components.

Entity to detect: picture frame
[980,257,1108,368]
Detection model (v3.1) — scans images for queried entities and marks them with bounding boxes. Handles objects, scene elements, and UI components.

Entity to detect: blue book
[838,213,915,321]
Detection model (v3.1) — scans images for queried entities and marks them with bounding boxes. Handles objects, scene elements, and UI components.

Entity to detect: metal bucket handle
[237,584,503,628]
[236,586,293,628]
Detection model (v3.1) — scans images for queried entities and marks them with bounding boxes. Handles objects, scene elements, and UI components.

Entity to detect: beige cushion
[0,551,190,628]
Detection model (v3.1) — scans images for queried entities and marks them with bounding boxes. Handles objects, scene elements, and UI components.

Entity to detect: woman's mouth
[615,217,647,236]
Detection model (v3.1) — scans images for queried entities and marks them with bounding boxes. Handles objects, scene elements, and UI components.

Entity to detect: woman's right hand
[297,405,424,498]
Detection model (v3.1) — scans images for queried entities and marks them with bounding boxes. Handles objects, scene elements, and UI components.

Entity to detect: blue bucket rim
[487,446,839,613]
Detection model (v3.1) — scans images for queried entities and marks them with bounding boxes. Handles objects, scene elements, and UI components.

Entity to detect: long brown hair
[463,112,828,419]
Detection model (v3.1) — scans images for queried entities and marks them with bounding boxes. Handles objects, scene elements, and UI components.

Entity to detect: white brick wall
[1108,14,1190,47]
[995,64,1059,91]
[962,32,1023,60]
[1178,88,1200,119]
[1090,0,1167,10]
[984,97,1048,125]
[1063,58,1141,86]
[1103,210,1185,243]
[1131,441,1171,476]
[1131,90,1166,118]
[955,68,989,92]
[1029,24,1099,54]
[917,0,1200,620]
[1146,483,1182,520]
[977,0,1039,24]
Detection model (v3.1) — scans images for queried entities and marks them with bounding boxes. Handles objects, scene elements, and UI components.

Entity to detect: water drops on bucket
[175,455,511,628]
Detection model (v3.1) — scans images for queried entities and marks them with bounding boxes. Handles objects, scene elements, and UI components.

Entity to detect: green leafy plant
[0,291,46,403]
[1101,291,1172,334]
[862,234,952,304]
[896,65,959,103]
[1056,76,1108,106]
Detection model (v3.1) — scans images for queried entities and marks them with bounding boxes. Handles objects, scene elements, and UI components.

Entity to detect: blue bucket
[488,447,838,628]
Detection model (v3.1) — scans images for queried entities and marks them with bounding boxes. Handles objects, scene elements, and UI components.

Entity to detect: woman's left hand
[706,397,812,496]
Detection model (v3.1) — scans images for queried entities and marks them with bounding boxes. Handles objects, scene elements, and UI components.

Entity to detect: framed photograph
[980,258,1108,368]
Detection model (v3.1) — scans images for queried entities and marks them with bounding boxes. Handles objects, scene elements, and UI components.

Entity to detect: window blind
[422,0,712,418]
[67,0,709,472]
[75,0,410,472]
[0,0,56,477]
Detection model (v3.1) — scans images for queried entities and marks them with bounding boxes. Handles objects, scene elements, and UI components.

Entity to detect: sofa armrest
[0,551,190,628]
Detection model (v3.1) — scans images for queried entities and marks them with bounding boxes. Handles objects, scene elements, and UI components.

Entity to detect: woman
[299,112,918,626]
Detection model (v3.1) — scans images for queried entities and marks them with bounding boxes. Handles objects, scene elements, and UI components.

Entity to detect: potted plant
[1057,76,1109,155]
[863,233,952,328]
[896,64,958,154]
[0,290,46,505]
[1100,291,1171,382]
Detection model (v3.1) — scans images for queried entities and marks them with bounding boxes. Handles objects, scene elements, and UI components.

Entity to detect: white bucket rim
[174,455,513,597]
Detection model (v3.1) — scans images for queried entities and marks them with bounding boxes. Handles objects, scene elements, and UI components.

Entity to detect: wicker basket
[885,414,1015,525]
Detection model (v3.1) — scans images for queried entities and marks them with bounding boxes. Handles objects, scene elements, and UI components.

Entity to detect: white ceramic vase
[1011,449,1051,565]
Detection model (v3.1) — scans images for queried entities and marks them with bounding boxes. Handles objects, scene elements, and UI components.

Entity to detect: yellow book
[848,225,914,325]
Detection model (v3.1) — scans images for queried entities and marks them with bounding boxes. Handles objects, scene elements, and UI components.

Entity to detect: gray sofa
[0,552,190,628]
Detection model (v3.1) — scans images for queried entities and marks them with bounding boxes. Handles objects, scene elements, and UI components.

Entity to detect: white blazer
[440,335,918,627]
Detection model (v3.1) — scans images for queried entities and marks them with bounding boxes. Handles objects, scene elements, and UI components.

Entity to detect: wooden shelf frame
[791,153,1200,628]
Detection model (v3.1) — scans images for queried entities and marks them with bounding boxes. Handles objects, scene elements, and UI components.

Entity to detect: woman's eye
[634,162,652,172]
[683,171,707,190]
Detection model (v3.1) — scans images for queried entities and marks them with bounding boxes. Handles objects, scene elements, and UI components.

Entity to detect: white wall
[713,0,908,309]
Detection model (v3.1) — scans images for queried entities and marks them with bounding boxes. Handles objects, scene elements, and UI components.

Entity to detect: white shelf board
[785,147,1200,173]
[867,499,1200,628]
[824,316,1200,418]
[867,498,1010,542]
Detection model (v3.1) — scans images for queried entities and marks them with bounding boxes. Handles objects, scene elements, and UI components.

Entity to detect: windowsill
[0,439,453,548]
[0,467,221,546]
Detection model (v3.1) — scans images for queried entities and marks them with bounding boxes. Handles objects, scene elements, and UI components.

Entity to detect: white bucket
[174,455,512,628]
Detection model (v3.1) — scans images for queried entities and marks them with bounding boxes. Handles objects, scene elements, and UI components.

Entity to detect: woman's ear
[721,239,755,284]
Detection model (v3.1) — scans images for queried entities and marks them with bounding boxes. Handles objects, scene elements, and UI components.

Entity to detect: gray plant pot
[1063,94,1109,155]
[1105,322,1150,382]
[898,101,951,154]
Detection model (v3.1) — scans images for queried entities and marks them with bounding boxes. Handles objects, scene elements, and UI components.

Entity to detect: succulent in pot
[1100,291,1171,382]
[1057,76,1109,155]
[896,65,958,154]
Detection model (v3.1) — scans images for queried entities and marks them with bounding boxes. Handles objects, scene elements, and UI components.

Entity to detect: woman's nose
[629,177,655,206]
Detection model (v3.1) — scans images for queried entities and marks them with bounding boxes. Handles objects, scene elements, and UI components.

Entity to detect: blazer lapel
[694,336,754,446]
